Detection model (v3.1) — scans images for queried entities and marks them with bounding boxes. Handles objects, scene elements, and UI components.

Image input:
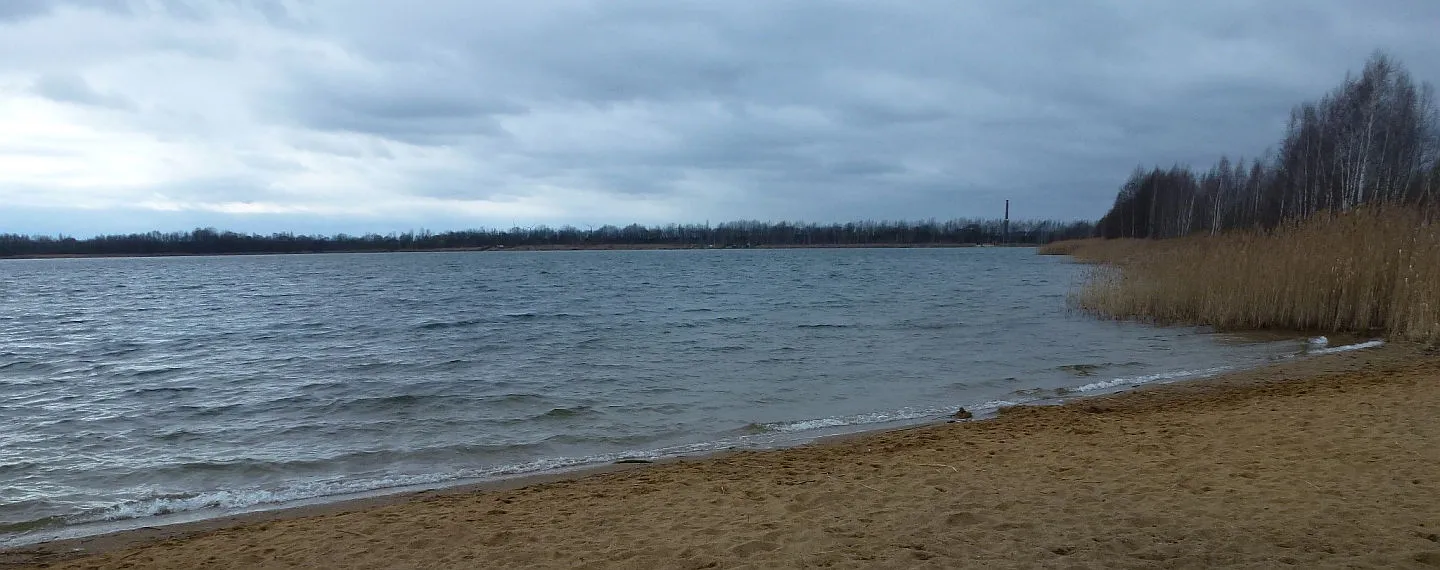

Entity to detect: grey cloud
[825,159,904,178]
[0,0,49,22]
[276,67,524,145]
[157,0,306,28]
[281,0,1440,222]
[0,0,135,22]
[293,137,395,160]
[295,2,1226,213]
[148,33,241,60]
[148,176,288,204]
[237,153,309,174]
[75,0,294,24]
[8,0,1440,235]
[839,103,951,129]
[30,73,135,110]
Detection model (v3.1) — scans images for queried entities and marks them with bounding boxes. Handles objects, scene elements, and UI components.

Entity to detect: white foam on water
[66,455,637,529]
[1068,338,1388,396]
[966,399,1024,413]
[763,408,940,433]
[1308,339,1385,355]
[1072,366,1233,394]
[760,399,1020,433]
[91,489,308,522]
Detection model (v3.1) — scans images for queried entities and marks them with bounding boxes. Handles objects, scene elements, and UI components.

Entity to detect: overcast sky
[1,1,1438,236]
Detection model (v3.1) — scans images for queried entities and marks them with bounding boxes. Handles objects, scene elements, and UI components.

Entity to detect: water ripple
[0,249,1308,544]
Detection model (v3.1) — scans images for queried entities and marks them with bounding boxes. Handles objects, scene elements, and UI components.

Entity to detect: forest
[1096,54,1440,238]
[0,218,1093,257]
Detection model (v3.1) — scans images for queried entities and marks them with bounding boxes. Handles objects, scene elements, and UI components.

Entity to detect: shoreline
[0,242,1039,261]
[0,391,1024,552]
[0,461,660,565]
[7,341,1433,568]
[0,336,1328,552]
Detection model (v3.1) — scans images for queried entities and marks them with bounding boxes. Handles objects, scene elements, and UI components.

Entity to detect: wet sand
[7,345,1440,569]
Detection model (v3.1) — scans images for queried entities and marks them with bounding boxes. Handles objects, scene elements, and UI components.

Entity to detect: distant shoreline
[1,242,1037,260]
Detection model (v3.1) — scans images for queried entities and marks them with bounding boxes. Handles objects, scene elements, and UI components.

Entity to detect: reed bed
[1055,210,1440,343]
[1036,240,1094,256]
[1038,238,1153,263]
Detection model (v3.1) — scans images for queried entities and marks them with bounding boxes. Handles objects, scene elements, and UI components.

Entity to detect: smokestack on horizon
[1003,199,1010,244]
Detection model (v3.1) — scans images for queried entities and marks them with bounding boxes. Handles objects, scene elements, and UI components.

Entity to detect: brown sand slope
[8,346,1440,569]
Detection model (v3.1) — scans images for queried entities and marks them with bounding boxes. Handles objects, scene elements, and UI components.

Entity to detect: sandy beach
[6,344,1439,569]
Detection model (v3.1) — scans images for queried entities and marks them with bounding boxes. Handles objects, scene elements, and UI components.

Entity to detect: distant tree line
[0,218,1094,257]
[1097,53,1440,239]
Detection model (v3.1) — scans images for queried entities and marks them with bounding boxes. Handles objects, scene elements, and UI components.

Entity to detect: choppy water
[1,248,1313,546]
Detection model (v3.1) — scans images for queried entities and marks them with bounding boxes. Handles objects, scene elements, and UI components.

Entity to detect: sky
[1,1,1438,236]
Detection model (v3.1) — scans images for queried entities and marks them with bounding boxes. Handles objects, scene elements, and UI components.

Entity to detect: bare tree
[1098,53,1440,239]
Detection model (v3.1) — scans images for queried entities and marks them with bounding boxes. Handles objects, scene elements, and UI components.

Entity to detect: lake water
[1,248,1309,546]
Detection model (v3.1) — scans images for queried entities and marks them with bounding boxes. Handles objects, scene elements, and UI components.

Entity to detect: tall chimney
[1003,199,1010,244]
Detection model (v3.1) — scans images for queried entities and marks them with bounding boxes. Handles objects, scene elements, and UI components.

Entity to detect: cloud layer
[2,0,1438,235]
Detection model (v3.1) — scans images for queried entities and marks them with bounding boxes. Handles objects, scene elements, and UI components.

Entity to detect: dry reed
[1036,240,1096,256]
[1056,209,1440,343]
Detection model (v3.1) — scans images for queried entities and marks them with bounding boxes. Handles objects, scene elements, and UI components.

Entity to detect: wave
[751,399,1020,434]
[177,403,243,417]
[2,395,1026,543]
[1308,339,1385,355]
[123,443,536,484]
[46,450,672,533]
[18,417,890,537]
[0,515,70,535]
[1009,387,1057,398]
[537,406,600,420]
[504,312,582,320]
[318,393,461,415]
[1066,339,1386,395]
[735,422,773,435]
[422,358,475,371]
[0,360,56,373]
[1056,363,1108,377]
[344,360,407,372]
[1072,366,1232,393]
[173,393,480,420]
[892,319,965,331]
[8,339,1380,548]
[417,318,487,330]
[541,433,665,447]
[486,393,552,406]
[154,429,205,442]
[0,461,38,476]
[125,386,199,396]
[82,485,395,524]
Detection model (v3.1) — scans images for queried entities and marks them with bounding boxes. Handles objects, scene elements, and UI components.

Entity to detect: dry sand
[6,345,1440,569]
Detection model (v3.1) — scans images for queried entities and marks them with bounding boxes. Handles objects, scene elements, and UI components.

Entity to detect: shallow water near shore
[1,248,1314,546]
